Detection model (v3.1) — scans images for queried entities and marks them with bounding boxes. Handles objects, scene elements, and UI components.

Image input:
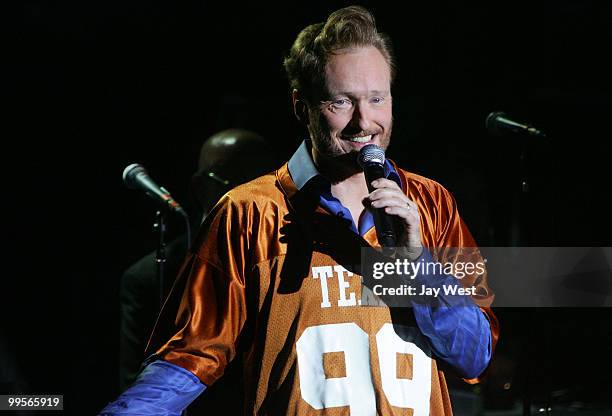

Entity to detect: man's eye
[371,97,385,104]
[332,99,351,108]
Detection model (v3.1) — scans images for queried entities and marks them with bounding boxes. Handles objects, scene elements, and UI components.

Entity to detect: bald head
[192,129,278,214]
[197,129,273,180]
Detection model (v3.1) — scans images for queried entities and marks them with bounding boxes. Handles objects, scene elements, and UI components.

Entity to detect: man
[101,6,497,415]
[118,129,277,389]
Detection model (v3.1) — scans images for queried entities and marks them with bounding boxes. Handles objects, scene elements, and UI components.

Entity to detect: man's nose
[349,101,373,133]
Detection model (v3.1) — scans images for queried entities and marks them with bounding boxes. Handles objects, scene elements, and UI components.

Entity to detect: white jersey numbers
[296,323,432,415]
[296,323,375,415]
[376,324,432,413]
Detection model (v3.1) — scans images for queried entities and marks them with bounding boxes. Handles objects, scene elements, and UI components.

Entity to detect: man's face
[307,46,393,164]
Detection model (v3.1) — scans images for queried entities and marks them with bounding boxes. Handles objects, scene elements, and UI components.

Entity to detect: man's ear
[292,89,309,125]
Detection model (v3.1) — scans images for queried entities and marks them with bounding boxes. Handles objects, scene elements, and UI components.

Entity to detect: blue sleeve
[98,360,206,415]
[411,249,492,379]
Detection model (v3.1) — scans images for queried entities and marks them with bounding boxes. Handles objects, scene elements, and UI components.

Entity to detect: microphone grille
[358,144,386,167]
[122,163,146,189]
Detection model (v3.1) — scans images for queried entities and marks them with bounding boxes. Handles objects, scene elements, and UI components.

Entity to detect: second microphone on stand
[122,163,187,217]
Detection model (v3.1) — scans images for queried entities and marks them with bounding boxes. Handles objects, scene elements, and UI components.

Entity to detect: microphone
[122,163,186,216]
[486,111,546,138]
[358,144,396,247]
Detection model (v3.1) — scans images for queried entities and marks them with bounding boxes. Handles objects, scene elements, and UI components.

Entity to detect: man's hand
[365,178,423,259]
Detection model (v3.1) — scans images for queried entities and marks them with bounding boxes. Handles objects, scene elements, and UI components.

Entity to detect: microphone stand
[488,114,551,416]
[514,132,553,416]
[510,135,533,416]
[510,139,530,247]
[153,210,168,309]
[153,207,191,416]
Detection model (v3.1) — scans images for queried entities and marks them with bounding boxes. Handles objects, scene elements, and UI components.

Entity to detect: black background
[2,0,612,414]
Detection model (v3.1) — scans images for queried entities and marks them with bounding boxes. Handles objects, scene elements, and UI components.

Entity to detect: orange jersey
[152,162,498,415]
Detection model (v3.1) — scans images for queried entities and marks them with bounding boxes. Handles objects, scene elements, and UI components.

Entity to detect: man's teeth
[349,135,372,143]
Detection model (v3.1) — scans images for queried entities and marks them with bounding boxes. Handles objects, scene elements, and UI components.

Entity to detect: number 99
[296,323,432,415]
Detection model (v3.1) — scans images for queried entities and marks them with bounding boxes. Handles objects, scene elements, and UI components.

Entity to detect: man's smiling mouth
[347,134,372,143]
